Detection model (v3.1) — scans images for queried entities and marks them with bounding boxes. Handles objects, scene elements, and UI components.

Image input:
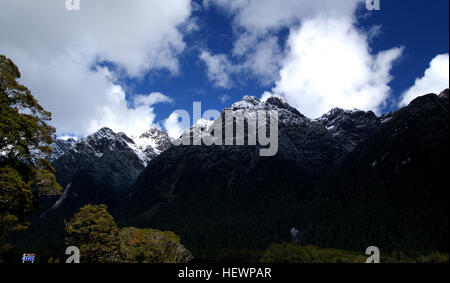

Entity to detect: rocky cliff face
[48,138,77,162]
[316,108,381,153]
[52,128,146,195]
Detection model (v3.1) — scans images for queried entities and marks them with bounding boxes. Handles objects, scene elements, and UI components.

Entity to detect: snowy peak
[51,127,170,167]
[134,127,171,154]
[265,96,303,117]
[48,138,77,162]
[226,95,308,127]
[87,127,117,140]
[85,128,129,153]
[230,95,263,111]
[317,107,381,152]
[230,95,301,115]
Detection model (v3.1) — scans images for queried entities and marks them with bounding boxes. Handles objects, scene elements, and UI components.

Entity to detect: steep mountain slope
[121,92,448,255]
[52,128,146,197]
[16,127,171,246]
[48,138,77,162]
[303,91,449,254]
[121,96,377,250]
[132,128,172,158]
[316,108,381,153]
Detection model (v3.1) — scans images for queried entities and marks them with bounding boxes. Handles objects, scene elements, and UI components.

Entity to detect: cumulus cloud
[0,0,192,136]
[133,92,174,108]
[270,17,403,118]
[399,54,450,107]
[208,0,361,32]
[199,36,282,89]
[201,0,364,89]
[238,36,283,85]
[88,87,173,137]
[199,51,240,88]
[204,0,403,117]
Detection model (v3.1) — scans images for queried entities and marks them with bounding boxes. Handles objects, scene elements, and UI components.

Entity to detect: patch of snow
[381,116,392,123]
[400,158,412,167]
[125,139,151,166]
[52,182,72,210]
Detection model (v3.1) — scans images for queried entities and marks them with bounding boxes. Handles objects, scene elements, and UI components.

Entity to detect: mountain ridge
[17,90,449,259]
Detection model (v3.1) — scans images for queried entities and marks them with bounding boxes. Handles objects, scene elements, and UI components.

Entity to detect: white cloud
[270,17,402,118]
[399,54,450,107]
[202,0,364,88]
[219,94,231,104]
[133,92,174,108]
[209,0,361,32]
[0,0,192,136]
[199,36,282,89]
[204,0,404,116]
[261,91,282,102]
[87,89,173,137]
[367,24,383,42]
[199,51,241,88]
[242,36,283,85]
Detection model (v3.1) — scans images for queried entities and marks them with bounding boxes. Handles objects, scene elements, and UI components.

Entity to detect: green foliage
[260,243,449,263]
[65,204,122,263]
[0,54,61,250]
[260,243,367,263]
[387,250,449,263]
[65,204,193,263]
[192,248,264,263]
[47,257,61,263]
[119,227,193,263]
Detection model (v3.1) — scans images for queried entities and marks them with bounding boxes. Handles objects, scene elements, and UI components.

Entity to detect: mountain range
[16,89,449,260]
[19,127,171,247]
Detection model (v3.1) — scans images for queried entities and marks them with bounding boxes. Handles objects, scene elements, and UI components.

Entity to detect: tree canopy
[65,204,193,263]
[0,54,61,250]
[65,204,122,263]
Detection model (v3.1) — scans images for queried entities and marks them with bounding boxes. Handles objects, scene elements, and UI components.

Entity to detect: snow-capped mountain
[20,90,449,256]
[316,108,381,153]
[122,91,449,253]
[48,138,77,162]
[228,95,307,126]
[51,127,171,167]
[22,127,172,244]
[122,95,348,246]
[44,127,170,211]
[46,127,171,207]
[133,128,172,155]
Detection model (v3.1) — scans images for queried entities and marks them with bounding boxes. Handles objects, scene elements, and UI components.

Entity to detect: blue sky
[355,0,449,112]
[0,0,448,138]
[126,0,450,130]
[142,0,449,116]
